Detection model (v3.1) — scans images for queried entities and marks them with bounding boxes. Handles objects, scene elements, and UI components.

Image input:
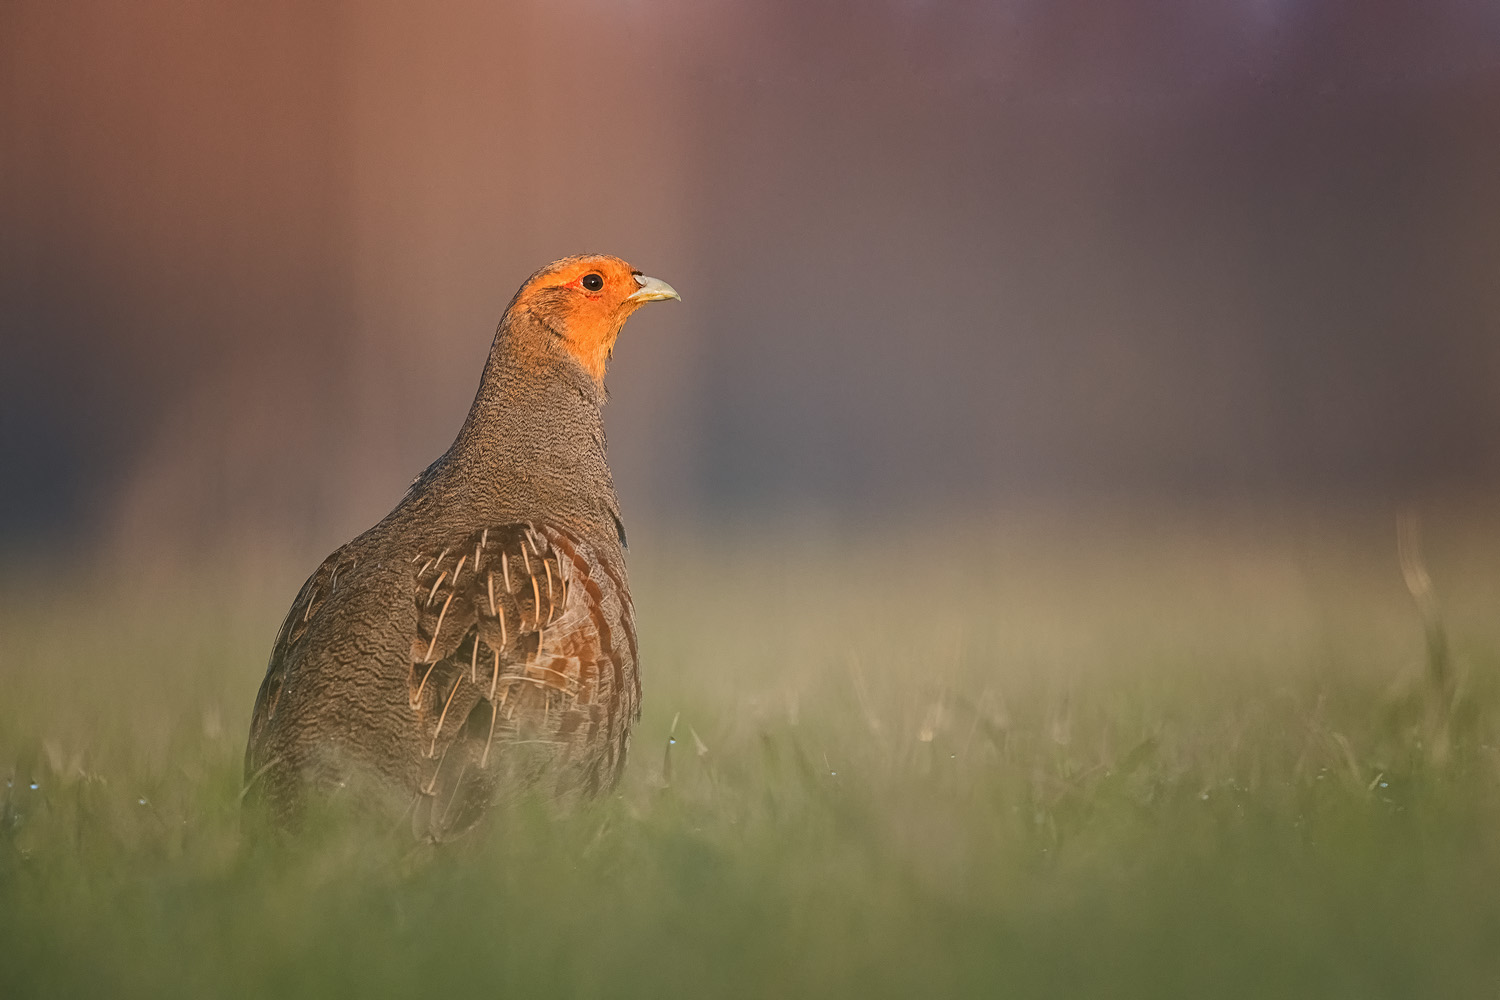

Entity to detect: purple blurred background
[4,1,1499,560]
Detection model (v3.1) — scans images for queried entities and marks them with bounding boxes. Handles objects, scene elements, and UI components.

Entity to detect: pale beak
[627,274,681,303]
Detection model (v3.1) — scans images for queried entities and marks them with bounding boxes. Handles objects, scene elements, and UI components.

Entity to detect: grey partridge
[243,254,679,837]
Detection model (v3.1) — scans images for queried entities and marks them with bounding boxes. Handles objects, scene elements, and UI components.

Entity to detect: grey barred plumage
[243,255,677,837]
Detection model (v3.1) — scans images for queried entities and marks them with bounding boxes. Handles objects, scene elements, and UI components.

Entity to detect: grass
[4,507,1500,998]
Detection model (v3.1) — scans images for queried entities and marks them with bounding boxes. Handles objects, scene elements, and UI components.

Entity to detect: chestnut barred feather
[407,524,637,838]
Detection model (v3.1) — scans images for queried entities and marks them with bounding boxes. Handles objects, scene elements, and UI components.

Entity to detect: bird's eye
[581,273,604,292]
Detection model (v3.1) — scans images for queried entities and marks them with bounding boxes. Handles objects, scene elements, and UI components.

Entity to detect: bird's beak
[627,274,681,303]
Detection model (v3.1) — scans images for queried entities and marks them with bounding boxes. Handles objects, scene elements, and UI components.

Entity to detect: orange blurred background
[4,1,1499,562]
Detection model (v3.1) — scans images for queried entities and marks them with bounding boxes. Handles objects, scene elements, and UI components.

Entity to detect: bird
[243,254,679,838]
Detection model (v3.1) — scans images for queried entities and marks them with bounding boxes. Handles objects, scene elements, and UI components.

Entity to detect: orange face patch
[513,255,656,383]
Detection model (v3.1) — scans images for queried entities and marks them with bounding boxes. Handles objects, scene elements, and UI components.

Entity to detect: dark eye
[581,273,604,292]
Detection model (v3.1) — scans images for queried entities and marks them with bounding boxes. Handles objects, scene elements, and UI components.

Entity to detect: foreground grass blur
[4,509,1500,998]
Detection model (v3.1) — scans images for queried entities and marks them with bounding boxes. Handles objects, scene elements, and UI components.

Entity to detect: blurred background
[3,0,1499,565]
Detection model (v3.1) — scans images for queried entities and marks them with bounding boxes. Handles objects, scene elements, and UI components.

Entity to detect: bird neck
[432,312,621,544]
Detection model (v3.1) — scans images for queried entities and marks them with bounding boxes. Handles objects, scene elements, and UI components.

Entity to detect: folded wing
[406,523,638,838]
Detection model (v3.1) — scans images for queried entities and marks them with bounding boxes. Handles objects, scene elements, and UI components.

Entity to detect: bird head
[511,254,680,384]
